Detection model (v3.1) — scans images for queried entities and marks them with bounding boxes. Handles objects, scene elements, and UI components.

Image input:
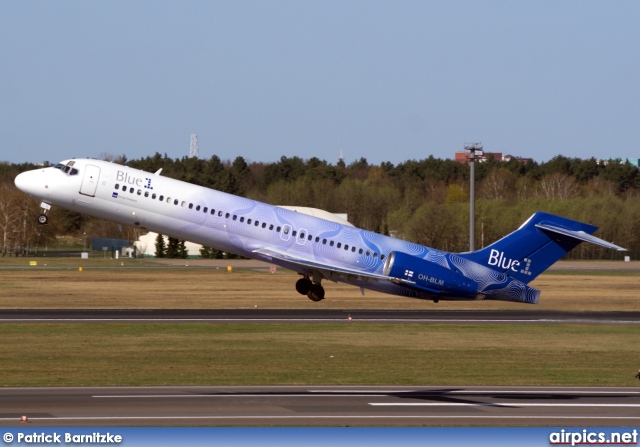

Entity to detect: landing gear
[307,283,325,302]
[296,275,325,301]
[296,277,312,295]
[37,202,51,225]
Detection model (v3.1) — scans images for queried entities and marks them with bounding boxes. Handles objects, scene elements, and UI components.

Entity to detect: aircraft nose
[14,169,46,197]
[14,171,30,193]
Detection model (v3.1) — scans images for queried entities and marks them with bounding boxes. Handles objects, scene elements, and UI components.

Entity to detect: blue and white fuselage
[15,159,625,304]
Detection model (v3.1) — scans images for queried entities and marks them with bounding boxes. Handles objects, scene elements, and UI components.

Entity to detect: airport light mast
[464,142,483,251]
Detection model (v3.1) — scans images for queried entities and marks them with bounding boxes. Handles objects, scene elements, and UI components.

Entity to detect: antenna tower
[190,133,199,158]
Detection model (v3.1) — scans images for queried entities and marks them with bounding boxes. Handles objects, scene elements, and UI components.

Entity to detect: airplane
[14,158,625,304]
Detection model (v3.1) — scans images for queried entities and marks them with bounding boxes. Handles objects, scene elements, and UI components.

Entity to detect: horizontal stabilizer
[535,223,627,251]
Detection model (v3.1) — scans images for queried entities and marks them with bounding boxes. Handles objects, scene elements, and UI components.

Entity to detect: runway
[2,310,638,427]
[1,309,640,324]
[1,385,640,426]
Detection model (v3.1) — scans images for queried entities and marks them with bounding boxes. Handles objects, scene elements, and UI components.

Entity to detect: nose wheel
[37,202,51,225]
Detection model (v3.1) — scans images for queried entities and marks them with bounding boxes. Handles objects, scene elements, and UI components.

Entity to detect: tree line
[1,154,639,259]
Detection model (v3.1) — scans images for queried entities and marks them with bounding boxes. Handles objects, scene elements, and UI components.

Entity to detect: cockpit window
[54,162,79,176]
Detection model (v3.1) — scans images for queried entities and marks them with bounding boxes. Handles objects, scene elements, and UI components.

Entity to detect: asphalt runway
[1,385,640,427]
[1,308,640,324]
[3,309,638,427]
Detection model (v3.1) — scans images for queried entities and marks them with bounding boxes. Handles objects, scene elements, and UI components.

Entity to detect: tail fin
[459,212,625,284]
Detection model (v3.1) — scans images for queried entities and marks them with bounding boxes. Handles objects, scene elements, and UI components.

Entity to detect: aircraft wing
[252,246,413,286]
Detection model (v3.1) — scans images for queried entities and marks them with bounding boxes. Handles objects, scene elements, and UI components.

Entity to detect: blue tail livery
[458,212,622,284]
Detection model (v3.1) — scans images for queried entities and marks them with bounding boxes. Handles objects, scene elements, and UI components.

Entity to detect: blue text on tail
[459,212,625,284]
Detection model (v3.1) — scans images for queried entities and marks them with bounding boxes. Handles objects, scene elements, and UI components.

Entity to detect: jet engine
[383,251,540,303]
[382,251,479,299]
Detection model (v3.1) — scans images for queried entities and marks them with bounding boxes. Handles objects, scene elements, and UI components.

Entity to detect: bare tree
[538,173,578,200]
[480,168,517,200]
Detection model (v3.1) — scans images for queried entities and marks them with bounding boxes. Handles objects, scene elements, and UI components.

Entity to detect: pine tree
[199,246,212,258]
[166,237,180,258]
[154,233,166,258]
[178,240,189,259]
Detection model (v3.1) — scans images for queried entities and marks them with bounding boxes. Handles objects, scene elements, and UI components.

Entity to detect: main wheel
[307,284,325,302]
[37,214,48,225]
[295,277,312,295]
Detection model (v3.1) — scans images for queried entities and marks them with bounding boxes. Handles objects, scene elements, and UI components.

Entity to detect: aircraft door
[79,164,101,197]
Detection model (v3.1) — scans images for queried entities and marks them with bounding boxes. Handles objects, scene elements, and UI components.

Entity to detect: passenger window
[218,211,223,217]
[374,253,378,258]
[300,232,305,239]
[381,254,385,260]
[130,187,134,193]
[181,201,186,207]
[152,193,157,199]
[337,242,341,248]
[240,217,244,222]
[344,244,349,250]
[276,226,281,232]
[203,207,208,213]
[115,183,120,189]
[137,189,142,195]
[188,203,193,209]
[247,219,252,224]
[283,227,289,235]
[322,239,327,244]
[330,241,334,247]
[262,222,266,228]
[159,195,164,201]
[359,248,363,254]
[166,197,171,203]
[225,213,230,218]
[196,205,200,211]
[174,199,179,205]
[269,224,274,230]
[233,215,237,220]
[122,185,127,191]
[308,235,312,241]
[352,247,356,252]
[366,251,371,256]
[144,191,149,197]
[292,230,296,237]
[255,221,259,226]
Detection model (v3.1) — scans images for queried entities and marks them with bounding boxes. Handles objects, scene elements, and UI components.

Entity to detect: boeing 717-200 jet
[14,159,625,304]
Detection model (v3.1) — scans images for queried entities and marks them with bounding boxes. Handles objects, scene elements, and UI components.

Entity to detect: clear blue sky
[1,1,638,166]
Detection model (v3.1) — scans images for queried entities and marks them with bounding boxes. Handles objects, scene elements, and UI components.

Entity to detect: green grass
[1,323,638,387]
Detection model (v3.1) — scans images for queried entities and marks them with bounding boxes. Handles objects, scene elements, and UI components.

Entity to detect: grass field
[1,257,639,387]
[1,323,637,387]
[0,259,639,310]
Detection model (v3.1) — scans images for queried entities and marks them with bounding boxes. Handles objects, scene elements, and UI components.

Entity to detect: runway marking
[369,403,640,407]
[92,390,640,398]
[2,415,640,422]
[92,394,388,398]
[310,389,640,395]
